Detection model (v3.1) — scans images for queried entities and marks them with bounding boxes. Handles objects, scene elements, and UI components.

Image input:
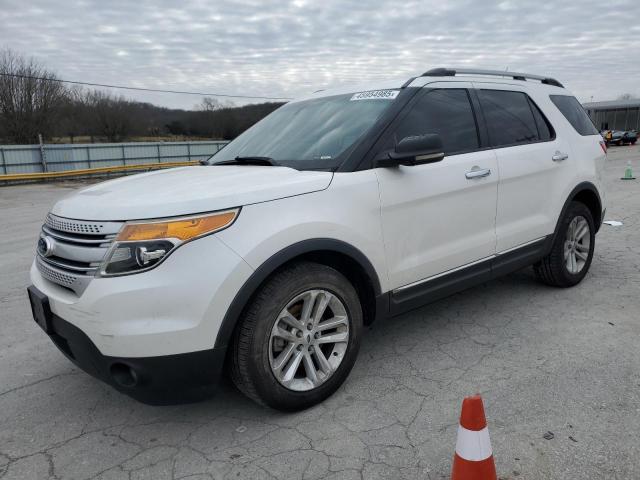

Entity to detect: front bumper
[28,233,253,404]
[29,285,227,405]
[40,298,227,404]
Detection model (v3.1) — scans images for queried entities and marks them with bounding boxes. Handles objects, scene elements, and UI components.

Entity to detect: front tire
[534,201,595,287]
[230,262,363,411]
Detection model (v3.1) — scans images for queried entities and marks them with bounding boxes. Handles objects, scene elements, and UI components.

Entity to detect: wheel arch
[214,238,385,349]
[554,182,603,241]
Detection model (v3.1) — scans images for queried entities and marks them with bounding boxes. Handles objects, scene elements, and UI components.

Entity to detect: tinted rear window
[549,95,599,136]
[478,90,541,147]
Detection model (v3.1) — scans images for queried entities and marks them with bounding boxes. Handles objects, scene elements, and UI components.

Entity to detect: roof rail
[421,68,564,88]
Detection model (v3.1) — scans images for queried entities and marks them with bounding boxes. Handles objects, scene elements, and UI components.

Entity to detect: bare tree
[200,97,226,112]
[196,97,237,138]
[0,49,68,144]
[617,93,638,101]
[83,90,134,142]
[56,86,87,142]
[0,51,284,144]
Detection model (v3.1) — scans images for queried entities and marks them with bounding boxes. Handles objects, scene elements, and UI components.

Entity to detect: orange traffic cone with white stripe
[451,394,497,480]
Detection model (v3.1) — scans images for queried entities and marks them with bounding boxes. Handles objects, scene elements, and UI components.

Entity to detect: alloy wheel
[564,215,590,274]
[269,289,349,391]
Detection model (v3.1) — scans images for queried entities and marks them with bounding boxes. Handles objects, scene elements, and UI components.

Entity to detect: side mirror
[375,134,445,167]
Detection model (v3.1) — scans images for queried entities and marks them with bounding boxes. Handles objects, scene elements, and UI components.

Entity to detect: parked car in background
[603,130,637,146]
[28,67,607,410]
[607,130,625,145]
[623,130,638,145]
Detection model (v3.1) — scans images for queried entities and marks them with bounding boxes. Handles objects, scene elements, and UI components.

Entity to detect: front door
[373,84,499,291]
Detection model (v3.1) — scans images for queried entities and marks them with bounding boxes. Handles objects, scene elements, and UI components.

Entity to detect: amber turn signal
[117,210,238,242]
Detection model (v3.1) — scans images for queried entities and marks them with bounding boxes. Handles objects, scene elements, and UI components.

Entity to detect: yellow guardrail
[0,161,199,182]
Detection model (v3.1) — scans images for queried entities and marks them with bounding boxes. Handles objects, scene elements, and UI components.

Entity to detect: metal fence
[0,140,229,175]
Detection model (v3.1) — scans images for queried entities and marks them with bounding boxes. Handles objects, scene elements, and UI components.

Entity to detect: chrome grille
[36,214,123,295]
[36,256,77,287]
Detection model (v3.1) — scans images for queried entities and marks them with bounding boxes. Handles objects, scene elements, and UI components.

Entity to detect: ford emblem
[37,236,54,257]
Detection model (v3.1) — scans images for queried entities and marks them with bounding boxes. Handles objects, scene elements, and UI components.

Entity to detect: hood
[51,165,333,221]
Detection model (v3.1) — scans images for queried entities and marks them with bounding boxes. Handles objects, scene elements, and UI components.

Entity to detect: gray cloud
[1,0,638,108]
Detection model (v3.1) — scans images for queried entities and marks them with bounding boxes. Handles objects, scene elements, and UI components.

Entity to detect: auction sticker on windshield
[350,90,399,101]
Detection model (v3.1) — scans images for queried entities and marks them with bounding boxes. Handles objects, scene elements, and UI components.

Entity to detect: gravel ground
[1,145,639,480]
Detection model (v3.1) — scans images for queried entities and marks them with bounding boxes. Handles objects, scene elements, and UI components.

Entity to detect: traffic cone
[451,394,497,480]
[621,161,635,180]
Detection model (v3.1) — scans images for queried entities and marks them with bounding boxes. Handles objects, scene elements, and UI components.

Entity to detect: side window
[549,95,599,136]
[384,89,479,155]
[478,90,540,147]
[528,98,554,142]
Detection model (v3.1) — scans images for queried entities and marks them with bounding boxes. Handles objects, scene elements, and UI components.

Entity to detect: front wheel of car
[230,261,363,411]
[534,201,595,287]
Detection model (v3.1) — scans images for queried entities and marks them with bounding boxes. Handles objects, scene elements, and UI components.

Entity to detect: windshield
[207,91,399,170]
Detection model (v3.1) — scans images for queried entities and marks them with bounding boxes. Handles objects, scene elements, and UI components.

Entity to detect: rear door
[474,84,573,252]
[549,94,607,211]
[374,83,498,290]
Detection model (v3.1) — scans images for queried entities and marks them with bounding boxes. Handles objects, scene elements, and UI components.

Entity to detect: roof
[298,70,566,103]
[583,99,640,110]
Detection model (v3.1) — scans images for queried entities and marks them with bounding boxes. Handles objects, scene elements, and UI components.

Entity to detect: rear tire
[534,202,595,287]
[230,261,363,411]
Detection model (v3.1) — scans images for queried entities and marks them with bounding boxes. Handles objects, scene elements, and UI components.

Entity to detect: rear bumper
[46,308,227,405]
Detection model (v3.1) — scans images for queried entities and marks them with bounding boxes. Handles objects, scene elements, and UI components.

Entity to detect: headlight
[100,209,238,276]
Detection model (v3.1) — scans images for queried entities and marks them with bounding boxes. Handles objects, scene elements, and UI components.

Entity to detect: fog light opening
[110,363,138,388]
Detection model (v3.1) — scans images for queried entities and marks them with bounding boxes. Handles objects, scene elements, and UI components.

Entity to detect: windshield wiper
[213,156,279,167]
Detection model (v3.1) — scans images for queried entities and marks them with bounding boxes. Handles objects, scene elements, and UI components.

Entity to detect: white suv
[28,68,607,410]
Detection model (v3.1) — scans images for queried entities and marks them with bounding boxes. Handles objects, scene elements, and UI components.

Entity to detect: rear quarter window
[549,95,599,136]
[529,98,555,142]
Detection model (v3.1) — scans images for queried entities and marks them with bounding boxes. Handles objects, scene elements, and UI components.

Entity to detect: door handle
[465,168,491,179]
[552,151,569,162]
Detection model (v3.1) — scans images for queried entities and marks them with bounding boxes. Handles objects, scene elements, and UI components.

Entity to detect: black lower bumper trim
[47,313,227,405]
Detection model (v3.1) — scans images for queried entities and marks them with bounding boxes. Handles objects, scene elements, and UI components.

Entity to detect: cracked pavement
[1,145,639,479]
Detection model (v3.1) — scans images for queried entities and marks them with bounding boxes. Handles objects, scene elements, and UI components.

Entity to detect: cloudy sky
[1,0,638,109]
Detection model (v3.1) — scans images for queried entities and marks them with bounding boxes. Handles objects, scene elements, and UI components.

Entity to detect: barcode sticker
[350,90,399,101]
